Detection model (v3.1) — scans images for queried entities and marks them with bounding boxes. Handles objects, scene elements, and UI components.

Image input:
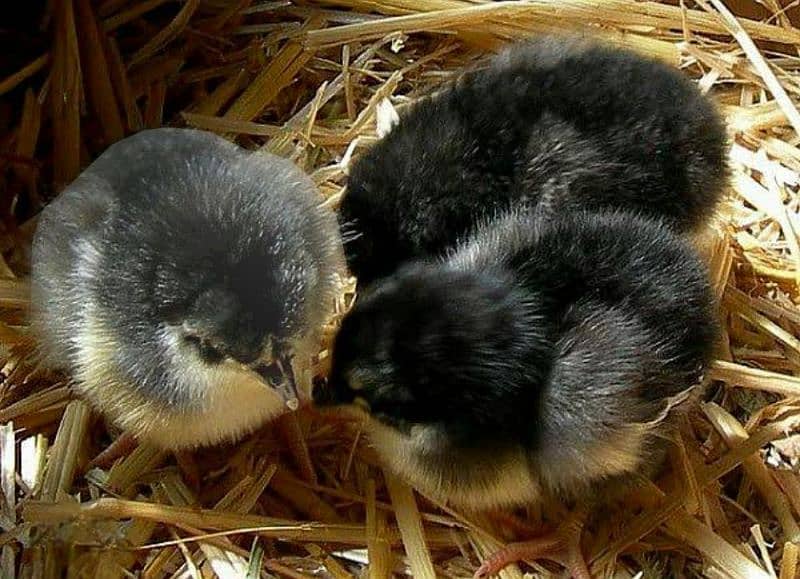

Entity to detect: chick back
[342,37,727,285]
[450,209,717,499]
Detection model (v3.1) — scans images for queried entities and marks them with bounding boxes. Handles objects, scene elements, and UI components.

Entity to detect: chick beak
[252,348,299,411]
[274,354,300,410]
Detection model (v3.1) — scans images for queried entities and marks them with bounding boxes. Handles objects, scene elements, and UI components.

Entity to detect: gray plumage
[32,128,345,448]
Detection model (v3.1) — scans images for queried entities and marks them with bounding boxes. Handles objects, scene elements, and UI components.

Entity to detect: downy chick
[341,36,727,285]
[32,128,345,449]
[316,209,717,577]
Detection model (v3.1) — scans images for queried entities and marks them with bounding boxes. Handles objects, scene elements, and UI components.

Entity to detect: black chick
[32,128,345,449]
[315,208,717,577]
[340,36,727,286]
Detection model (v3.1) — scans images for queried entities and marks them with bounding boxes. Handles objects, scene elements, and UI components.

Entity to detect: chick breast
[31,128,345,448]
[340,36,727,285]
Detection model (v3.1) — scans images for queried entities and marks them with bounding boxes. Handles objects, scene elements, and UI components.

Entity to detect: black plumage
[319,35,726,578]
[319,209,716,500]
[32,128,345,449]
[316,209,718,577]
[340,37,727,286]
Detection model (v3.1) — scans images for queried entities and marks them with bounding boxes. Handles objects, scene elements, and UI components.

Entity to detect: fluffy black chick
[340,36,727,286]
[315,209,717,575]
[32,128,345,449]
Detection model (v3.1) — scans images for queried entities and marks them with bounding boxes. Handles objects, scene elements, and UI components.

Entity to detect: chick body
[341,37,727,285]
[320,209,716,510]
[32,128,345,449]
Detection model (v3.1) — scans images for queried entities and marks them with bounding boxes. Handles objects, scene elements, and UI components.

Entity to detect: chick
[32,128,345,449]
[315,208,717,577]
[340,37,727,285]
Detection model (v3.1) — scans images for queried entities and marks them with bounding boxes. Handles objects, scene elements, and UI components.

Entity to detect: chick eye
[254,363,284,387]
[184,335,225,364]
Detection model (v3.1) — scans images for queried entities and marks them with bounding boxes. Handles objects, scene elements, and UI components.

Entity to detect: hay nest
[2,1,800,577]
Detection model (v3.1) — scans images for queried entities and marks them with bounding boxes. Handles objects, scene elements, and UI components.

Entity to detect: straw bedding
[2,1,800,577]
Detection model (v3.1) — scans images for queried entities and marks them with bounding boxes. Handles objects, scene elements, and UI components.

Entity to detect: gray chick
[32,128,345,449]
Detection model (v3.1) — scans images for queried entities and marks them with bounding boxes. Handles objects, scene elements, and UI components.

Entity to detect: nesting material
[2,1,800,577]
